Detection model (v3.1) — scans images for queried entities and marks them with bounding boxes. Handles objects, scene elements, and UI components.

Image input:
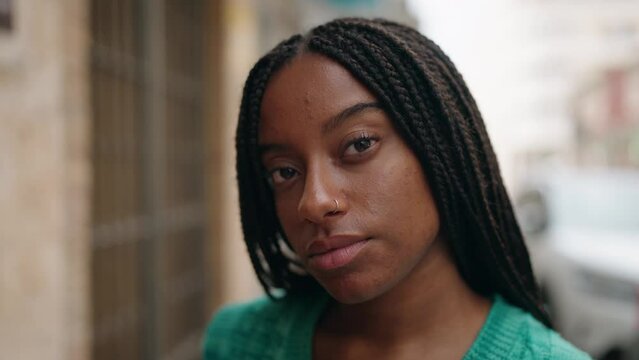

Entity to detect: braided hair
[235,17,551,327]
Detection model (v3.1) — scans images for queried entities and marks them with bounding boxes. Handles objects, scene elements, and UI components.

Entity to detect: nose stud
[331,199,339,214]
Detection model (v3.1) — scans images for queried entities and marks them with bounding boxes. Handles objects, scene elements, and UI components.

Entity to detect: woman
[204,18,590,359]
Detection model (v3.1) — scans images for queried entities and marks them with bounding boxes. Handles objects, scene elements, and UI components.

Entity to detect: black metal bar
[141,0,167,358]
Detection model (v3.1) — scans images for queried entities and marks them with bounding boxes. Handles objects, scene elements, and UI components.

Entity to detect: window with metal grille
[90,1,209,359]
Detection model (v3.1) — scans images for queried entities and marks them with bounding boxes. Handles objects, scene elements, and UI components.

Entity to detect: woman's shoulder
[206,294,287,331]
[465,295,592,360]
[202,289,328,359]
[202,295,290,359]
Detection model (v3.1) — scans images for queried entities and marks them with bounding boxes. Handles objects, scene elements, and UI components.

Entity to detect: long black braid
[235,17,551,327]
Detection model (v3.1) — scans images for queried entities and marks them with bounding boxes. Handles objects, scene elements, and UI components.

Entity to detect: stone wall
[0,0,90,359]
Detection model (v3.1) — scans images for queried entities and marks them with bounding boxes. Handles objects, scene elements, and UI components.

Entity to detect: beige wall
[0,0,90,359]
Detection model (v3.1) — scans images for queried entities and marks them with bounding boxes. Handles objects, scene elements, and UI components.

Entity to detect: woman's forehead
[259,53,378,135]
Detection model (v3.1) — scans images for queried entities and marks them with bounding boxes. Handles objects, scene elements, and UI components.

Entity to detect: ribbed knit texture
[203,291,591,359]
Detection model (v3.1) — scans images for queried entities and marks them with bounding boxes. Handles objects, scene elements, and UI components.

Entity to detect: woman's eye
[344,137,377,156]
[270,167,298,184]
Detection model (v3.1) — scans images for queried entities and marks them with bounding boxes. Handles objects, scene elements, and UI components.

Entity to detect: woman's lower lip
[307,239,370,271]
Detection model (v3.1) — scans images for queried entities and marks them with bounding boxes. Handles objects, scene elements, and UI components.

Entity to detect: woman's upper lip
[307,235,369,257]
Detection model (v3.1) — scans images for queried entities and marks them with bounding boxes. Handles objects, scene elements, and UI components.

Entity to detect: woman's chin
[317,275,385,305]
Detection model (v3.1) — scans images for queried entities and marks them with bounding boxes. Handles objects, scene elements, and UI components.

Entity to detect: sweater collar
[283,291,520,360]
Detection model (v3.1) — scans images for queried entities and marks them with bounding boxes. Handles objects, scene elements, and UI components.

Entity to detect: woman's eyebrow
[258,143,288,157]
[321,101,381,135]
[259,102,381,157]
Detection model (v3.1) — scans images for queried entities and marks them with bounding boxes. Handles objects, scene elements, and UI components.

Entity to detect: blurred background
[0,0,637,359]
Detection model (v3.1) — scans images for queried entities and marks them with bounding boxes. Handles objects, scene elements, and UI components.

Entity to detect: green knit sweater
[203,290,591,359]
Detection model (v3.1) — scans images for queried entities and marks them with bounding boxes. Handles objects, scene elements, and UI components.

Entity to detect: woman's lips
[307,236,371,271]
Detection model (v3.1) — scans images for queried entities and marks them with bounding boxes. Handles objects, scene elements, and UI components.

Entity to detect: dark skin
[259,53,491,360]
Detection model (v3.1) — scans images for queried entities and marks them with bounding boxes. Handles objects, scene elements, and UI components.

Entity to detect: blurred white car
[515,167,639,360]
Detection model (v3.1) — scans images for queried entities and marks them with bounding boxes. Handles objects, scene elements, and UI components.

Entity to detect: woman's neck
[315,239,491,358]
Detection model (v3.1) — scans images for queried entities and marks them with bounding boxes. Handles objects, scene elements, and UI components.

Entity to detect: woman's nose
[297,165,344,224]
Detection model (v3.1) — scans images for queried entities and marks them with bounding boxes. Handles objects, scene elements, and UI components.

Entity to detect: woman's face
[259,53,441,303]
